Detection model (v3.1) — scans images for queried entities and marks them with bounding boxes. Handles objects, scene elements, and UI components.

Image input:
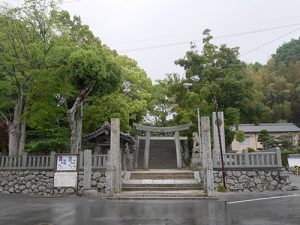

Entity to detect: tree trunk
[8,124,19,156]
[18,121,26,155]
[67,83,94,154]
[8,96,25,155]
[69,101,83,154]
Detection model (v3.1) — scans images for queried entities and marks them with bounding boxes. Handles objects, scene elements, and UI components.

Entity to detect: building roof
[83,123,135,143]
[233,123,300,133]
[288,154,300,158]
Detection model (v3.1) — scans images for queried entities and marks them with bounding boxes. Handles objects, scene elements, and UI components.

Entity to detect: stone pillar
[134,137,139,169]
[122,150,127,171]
[49,151,56,169]
[84,149,92,190]
[106,118,122,195]
[22,152,28,169]
[144,131,150,170]
[212,112,226,161]
[174,131,183,169]
[275,147,282,167]
[201,117,215,197]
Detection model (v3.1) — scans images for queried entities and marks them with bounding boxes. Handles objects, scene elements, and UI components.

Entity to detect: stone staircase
[122,170,202,192]
[137,140,177,169]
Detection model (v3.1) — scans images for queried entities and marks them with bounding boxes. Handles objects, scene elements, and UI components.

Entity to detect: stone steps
[122,170,202,192]
[122,183,201,191]
[137,140,177,169]
[130,172,194,180]
[108,190,208,199]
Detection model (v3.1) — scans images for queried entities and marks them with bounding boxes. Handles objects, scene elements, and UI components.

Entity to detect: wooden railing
[0,155,23,169]
[0,151,108,170]
[78,152,108,170]
[213,147,282,169]
[0,152,55,170]
[92,155,108,169]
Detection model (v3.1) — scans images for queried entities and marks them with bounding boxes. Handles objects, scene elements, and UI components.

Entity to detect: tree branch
[0,110,10,127]
[67,81,95,115]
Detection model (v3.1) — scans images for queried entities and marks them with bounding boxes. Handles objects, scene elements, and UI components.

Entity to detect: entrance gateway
[133,123,192,170]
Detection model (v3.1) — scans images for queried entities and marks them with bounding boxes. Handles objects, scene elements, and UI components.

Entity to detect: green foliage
[235,130,245,142]
[113,53,152,124]
[257,129,271,148]
[171,29,266,144]
[247,147,255,153]
[273,37,300,65]
[257,129,278,149]
[25,127,69,153]
[68,48,121,96]
[84,93,131,133]
[277,133,295,150]
[217,184,226,192]
[0,1,136,154]
[248,37,300,126]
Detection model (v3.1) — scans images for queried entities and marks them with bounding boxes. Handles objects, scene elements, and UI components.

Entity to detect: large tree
[83,51,152,134]
[0,0,122,154]
[0,1,59,155]
[174,30,268,143]
[66,48,121,153]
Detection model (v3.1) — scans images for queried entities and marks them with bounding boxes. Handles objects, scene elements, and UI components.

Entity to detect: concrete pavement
[1,193,300,225]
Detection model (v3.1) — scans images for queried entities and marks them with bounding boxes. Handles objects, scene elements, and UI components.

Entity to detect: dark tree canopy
[273,37,300,65]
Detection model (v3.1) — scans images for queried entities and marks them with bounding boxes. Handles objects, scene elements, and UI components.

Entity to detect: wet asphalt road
[0,193,300,225]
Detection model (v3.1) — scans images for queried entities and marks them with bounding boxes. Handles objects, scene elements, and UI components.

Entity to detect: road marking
[227,194,300,204]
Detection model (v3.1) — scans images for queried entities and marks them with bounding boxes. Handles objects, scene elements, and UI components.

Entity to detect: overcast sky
[10,0,300,81]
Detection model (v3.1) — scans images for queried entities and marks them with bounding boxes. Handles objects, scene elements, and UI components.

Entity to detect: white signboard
[56,155,77,171]
[54,172,77,187]
[288,157,300,167]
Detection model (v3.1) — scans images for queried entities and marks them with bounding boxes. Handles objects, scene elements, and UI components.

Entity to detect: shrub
[281,148,297,168]
[217,184,226,192]
[247,147,255,153]
[235,130,245,142]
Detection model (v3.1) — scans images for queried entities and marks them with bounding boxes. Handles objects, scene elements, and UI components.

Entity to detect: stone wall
[214,169,293,192]
[0,170,109,196]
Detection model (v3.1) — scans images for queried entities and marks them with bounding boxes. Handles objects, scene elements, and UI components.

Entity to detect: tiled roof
[232,123,300,133]
[83,123,135,143]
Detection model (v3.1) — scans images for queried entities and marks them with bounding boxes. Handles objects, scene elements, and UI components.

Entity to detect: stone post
[275,147,282,167]
[144,131,150,170]
[134,137,140,169]
[202,116,215,197]
[212,112,226,161]
[49,151,56,169]
[106,118,122,194]
[174,131,183,169]
[84,149,92,190]
[22,152,27,169]
[244,149,250,167]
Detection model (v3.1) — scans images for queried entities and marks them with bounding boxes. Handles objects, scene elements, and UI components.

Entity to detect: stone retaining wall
[214,169,293,192]
[0,170,109,196]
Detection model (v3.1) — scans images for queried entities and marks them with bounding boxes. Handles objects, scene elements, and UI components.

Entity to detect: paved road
[290,174,300,188]
[0,193,300,225]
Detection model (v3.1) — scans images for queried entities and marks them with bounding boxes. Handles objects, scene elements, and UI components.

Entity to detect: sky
[8,0,300,81]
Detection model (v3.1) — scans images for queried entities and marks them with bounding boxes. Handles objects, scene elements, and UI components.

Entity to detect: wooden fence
[213,147,282,169]
[78,153,108,170]
[0,152,108,170]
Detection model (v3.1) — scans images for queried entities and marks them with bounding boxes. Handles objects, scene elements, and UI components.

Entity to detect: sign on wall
[54,172,77,187]
[53,154,79,193]
[56,155,77,171]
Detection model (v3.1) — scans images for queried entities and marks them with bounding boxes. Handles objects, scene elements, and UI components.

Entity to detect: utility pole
[197,108,201,146]
[213,97,227,190]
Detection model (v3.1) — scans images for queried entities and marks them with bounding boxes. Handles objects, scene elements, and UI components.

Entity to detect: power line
[119,24,300,53]
[215,24,300,39]
[61,0,82,4]
[240,28,300,57]
[114,22,300,46]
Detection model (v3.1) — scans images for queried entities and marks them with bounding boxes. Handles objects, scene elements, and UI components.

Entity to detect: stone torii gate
[133,123,192,169]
